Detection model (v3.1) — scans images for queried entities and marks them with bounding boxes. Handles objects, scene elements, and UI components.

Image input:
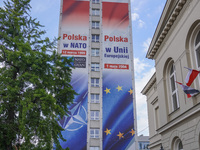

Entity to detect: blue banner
[103,71,135,150]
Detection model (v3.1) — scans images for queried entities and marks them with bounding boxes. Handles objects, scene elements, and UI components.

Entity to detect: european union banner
[57,72,88,150]
[103,71,135,150]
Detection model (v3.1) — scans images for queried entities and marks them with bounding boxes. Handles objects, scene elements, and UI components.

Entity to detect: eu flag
[103,70,135,150]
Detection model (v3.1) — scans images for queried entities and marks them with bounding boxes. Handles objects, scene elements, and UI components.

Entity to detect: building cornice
[146,0,186,59]
[148,139,161,149]
[141,73,156,95]
[157,102,200,134]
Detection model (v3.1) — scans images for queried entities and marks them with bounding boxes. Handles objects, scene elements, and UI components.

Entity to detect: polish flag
[176,81,200,98]
[184,67,200,86]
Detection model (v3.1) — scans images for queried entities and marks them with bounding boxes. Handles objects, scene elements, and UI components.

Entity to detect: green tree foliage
[0,0,75,149]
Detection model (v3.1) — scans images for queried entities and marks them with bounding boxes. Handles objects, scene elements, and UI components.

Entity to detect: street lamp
[160,144,164,150]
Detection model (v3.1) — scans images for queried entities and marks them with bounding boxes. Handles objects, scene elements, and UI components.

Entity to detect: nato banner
[102,0,136,149]
[57,0,89,149]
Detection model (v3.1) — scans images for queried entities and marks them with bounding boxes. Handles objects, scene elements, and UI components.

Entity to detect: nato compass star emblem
[58,101,87,131]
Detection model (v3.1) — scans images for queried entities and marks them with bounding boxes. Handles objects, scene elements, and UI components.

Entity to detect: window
[195,31,200,68]
[91,78,99,87]
[91,48,100,56]
[91,63,100,71]
[92,35,99,42]
[199,133,200,148]
[164,59,180,113]
[90,111,99,120]
[92,9,100,16]
[91,94,100,103]
[90,147,100,150]
[173,138,183,150]
[92,0,100,4]
[155,106,160,129]
[138,142,149,150]
[169,64,179,111]
[90,129,100,138]
[178,141,183,150]
[92,21,100,29]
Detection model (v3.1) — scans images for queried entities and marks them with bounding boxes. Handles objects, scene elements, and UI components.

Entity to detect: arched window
[195,31,200,68]
[172,138,183,150]
[163,58,180,113]
[185,21,200,93]
[169,63,179,111]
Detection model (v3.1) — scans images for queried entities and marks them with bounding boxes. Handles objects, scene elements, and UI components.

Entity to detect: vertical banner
[102,0,136,149]
[57,0,89,149]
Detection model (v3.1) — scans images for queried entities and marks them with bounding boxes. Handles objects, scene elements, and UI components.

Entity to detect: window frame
[92,34,100,42]
[90,128,100,138]
[92,21,100,29]
[173,138,183,150]
[91,93,100,103]
[90,111,100,120]
[169,63,179,111]
[91,78,100,87]
[178,141,183,150]
[91,48,100,57]
[195,30,200,69]
[92,9,100,16]
[138,141,150,150]
[188,23,200,90]
[92,0,100,4]
[154,106,160,130]
[91,63,100,71]
[90,147,100,150]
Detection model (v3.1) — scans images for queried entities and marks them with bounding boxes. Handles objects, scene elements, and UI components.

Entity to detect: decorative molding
[157,103,200,134]
[141,73,156,95]
[151,97,158,105]
[148,139,161,149]
[147,0,186,59]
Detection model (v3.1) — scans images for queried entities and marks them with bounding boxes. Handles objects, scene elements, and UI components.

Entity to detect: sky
[0,0,166,136]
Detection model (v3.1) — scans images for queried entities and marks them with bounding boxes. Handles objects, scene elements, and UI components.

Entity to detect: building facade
[142,0,200,150]
[57,0,137,150]
[138,135,149,150]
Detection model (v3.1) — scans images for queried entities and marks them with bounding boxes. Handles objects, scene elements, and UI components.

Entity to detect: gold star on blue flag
[104,128,111,135]
[117,132,124,139]
[116,85,122,92]
[104,88,111,94]
[128,89,133,95]
[130,129,135,136]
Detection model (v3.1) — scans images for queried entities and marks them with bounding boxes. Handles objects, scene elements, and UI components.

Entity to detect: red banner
[104,63,129,70]
[62,50,86,55]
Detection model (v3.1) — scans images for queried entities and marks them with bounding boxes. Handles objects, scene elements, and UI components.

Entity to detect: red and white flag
[184,67,200,86]
[176,81,200,98]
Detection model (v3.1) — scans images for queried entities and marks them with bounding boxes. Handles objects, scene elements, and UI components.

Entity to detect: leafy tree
[0,0,75,149]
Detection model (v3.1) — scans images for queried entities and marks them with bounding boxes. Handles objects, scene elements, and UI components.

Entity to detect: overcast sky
[0,0,167,136]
